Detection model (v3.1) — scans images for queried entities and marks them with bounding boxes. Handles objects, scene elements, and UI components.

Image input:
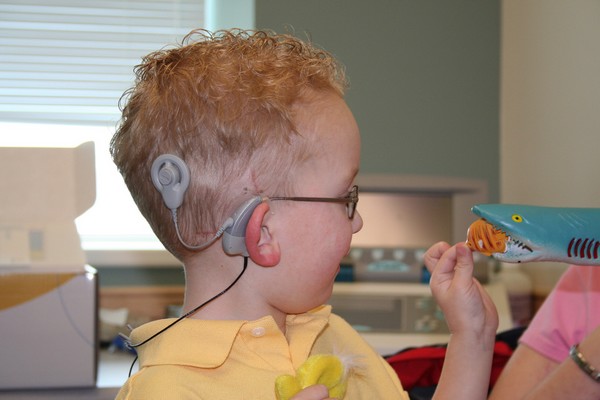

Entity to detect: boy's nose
[352,210,363,233]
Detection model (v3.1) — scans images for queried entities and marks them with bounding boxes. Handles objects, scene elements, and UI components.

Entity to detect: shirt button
[251,327,266,337]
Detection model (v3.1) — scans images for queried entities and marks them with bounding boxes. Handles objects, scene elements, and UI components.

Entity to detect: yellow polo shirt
[116,305,408,399]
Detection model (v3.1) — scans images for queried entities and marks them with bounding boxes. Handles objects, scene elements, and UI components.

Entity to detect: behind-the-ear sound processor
[151,154,261,256]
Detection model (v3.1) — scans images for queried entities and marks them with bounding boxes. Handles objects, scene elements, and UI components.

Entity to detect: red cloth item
[385,342,514,391]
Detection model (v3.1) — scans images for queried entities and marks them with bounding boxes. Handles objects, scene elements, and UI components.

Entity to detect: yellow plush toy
[275,354,348,400]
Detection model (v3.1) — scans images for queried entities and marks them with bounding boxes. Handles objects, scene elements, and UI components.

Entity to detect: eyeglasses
[269,185,359,219]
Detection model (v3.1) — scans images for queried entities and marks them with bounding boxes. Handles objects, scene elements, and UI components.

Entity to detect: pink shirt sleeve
[519,265,600,363]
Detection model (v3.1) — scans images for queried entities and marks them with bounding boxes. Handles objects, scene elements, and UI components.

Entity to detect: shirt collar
[131,305,332,369]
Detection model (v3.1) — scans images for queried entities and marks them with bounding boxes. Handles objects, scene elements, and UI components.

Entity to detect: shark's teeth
[507,237,533,253]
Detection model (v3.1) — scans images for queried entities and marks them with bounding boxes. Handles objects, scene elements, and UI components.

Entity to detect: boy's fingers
[424,241,451,272]
[430,243,474,284]
[290,385,329,400]
[451,243,475,284]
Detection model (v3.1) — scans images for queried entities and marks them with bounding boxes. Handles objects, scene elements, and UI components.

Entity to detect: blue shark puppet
[466,204,600,265]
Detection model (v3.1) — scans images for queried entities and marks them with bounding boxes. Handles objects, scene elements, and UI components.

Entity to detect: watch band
[570,344,600,382]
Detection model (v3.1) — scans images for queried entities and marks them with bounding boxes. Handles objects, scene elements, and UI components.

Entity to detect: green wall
[97,267,185,287]
[256,0,500,202]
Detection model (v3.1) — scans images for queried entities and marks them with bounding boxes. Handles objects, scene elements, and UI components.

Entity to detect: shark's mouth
[466,218,533,256]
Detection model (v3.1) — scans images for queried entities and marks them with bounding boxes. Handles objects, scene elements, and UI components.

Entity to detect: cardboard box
[0,142,98,388]
[0,142,95,269]
[0,266,98,389]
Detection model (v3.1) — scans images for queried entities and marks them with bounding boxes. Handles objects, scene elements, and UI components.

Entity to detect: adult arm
[491,265,600,399]
[488,344,558,399]
[490,327,600,399]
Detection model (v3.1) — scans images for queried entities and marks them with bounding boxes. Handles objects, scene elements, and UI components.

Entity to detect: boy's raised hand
[425,242,500,400]
[424,242,498,338]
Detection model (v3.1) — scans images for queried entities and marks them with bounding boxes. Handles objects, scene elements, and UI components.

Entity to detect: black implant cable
[123,256,249,377]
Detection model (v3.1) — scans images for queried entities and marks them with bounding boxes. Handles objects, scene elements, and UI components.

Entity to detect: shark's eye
[512,214,523,223]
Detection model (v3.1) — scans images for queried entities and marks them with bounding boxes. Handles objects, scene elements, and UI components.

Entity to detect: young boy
[111,29,498,400]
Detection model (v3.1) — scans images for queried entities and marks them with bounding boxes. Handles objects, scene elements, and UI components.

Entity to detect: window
[1,0,206,125]
[0,0,255,266]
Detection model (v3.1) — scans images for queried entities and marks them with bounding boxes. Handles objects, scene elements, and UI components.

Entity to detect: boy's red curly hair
[110,29,348,259]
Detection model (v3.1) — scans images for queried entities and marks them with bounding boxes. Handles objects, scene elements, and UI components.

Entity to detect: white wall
[501,0,600,295]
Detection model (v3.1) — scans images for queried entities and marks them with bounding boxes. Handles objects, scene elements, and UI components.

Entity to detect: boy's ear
[245,202,280,267]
